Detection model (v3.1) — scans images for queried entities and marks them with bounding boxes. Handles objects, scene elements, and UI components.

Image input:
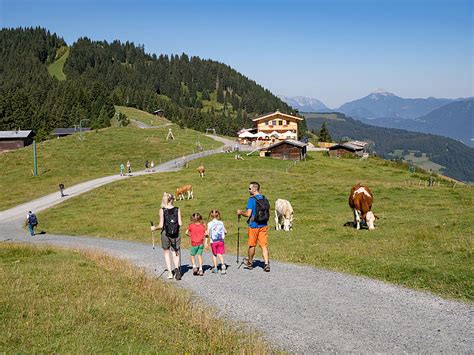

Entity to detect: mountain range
[281,90,473,147]
[277,95,329,112]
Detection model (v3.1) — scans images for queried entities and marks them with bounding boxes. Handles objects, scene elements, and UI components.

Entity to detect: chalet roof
[52,128,91,135]
[0,130,35,139]
[329,142,365,152]
[252,110,303,122]
[263,139,307,150]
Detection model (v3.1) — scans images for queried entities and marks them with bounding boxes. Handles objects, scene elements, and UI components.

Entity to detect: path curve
[1,137,472,353]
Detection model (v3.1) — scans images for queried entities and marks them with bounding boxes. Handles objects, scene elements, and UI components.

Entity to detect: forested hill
[0,27,297,137]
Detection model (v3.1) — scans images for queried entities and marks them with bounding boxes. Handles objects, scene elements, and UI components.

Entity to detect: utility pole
[33,140,37,176]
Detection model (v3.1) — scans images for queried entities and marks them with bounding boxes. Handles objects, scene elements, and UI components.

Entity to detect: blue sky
[1,0,472,107]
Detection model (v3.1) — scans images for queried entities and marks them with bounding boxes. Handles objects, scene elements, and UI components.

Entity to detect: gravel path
[1,138,472,353]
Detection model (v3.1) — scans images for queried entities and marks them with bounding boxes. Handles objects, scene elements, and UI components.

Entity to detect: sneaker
[174,267,182,280]
[167,271,173,279]
[243,258,253,270]
[211,267,219,274]
[193,267,198,276]
[198,269,204,276]
[264,263,270,272]
[221,264,227,274]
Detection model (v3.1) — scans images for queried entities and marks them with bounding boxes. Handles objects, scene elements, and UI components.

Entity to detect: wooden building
[252,110,303,141]
[261,140,307,161]
[328,142,366,158]
[0,130,35,151]
[153,109,164,117]
[52,127,91,138]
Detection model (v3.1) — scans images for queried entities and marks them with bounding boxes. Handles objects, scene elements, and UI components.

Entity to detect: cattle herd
[174,165,378,231]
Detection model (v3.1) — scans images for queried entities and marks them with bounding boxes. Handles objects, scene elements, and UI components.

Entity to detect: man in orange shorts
[237,181,270,272]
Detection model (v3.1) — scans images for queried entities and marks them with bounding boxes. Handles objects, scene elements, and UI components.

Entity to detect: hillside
[38,153,473,300]
[357,99,474,147]
[0,27,296,137]
[304,112,474,182]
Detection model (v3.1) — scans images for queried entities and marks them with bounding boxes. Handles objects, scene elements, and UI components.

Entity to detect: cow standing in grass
[349,184,377,230]
[176,184,193,200]
[275,199,293,231]
[197,165,205,178]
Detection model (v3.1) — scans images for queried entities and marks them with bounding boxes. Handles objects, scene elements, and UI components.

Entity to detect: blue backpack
[28,213,38,226]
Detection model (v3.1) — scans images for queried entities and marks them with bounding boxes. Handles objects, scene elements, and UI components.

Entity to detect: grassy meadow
[38,153,474,301]
[0,244,270,353]
[0,125,220,210]
[115,105,170,127]
[47,47,69,81]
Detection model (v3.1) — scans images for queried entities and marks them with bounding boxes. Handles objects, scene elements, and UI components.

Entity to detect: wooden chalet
[0,130,35,151]
[261,140,307,161]
[328,141,366,158]
[252,110,303,141]
[52,127,91,138]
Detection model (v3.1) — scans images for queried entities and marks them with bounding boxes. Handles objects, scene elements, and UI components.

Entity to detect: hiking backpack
[28,213,38,226]
[252,196,270,224]
[163,207,179,238]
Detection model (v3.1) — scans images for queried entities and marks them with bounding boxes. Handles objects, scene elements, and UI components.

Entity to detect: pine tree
[319,122,332,142]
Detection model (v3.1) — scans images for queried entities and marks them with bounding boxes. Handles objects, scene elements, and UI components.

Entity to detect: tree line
[0,27,305,139]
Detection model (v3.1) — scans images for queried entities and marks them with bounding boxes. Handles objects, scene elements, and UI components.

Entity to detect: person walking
[150,160,155,172]
[185,213,206,276]
[25,211,38,237]
[151,192,183,280]
[206,210,227,274]
[145,160,149,172]
[237,182,271,272]
[126,160,131,175]
[120,163,125,176]
[58,183,65,197]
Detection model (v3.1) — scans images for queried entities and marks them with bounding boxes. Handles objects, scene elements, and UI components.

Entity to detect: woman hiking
[151,192,183,280]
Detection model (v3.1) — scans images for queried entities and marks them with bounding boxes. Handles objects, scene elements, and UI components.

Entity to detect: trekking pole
[236,215,241,264]
[150,221,155,249]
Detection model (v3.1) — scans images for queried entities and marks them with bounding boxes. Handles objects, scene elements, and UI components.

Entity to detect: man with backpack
[237,182,271,272]
[26,211,38,236]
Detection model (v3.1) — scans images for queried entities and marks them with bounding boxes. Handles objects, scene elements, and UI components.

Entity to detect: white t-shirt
[207,219,226,243]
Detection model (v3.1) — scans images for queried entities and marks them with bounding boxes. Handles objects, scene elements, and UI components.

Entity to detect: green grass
[47,47,69,81]
[115,105,169,127]
[0,244,270,352]
[0,125,221,210]
[39,153,474,301]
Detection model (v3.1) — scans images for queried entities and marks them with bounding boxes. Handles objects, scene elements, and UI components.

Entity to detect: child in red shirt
[185,213,207,276]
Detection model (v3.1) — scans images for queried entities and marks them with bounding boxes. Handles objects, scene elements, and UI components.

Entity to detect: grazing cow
[176,184,193,200]
[275,199,294,231]
[197,165,205,178]
[349,184,377,230]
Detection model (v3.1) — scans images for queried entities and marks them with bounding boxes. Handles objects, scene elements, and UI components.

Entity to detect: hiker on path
[151,192,183,280]
[58,183,65,197]
[206,209,227,274]
[120,163,125,176]
[25,211,38,237]
[185,213,206,276]
[145,160,149,172]
[150,160,155,172]
[237,181,271,272]
[126,160,131,175]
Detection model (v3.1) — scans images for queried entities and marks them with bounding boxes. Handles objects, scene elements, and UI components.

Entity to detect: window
[278,120,283,126]
[272,120,276,125]
[265,121,269,126]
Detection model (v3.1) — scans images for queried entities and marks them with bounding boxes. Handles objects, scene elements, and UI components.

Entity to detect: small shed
[262,140,307,161]
[328,142,365,157]
[0,130,36,151]
[153,109,164,117]
[52,127,91,138]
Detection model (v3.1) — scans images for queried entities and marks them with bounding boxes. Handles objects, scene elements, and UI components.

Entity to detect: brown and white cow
[275,199,294,231]
[349,184,377,230]
[176,184,193,200]
[197,165,205,178]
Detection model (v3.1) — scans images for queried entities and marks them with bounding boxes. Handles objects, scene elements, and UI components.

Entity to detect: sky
[1,0,473,108]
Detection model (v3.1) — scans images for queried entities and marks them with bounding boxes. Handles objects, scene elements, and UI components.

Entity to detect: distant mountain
[337,89,456,119]
[304,112,474,182]
[278,95,330,112]
[356,99,474,147]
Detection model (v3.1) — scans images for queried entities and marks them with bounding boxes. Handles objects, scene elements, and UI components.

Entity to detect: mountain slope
[337,90,455,119]
[278,95,330,112]
[304,112,474,182]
